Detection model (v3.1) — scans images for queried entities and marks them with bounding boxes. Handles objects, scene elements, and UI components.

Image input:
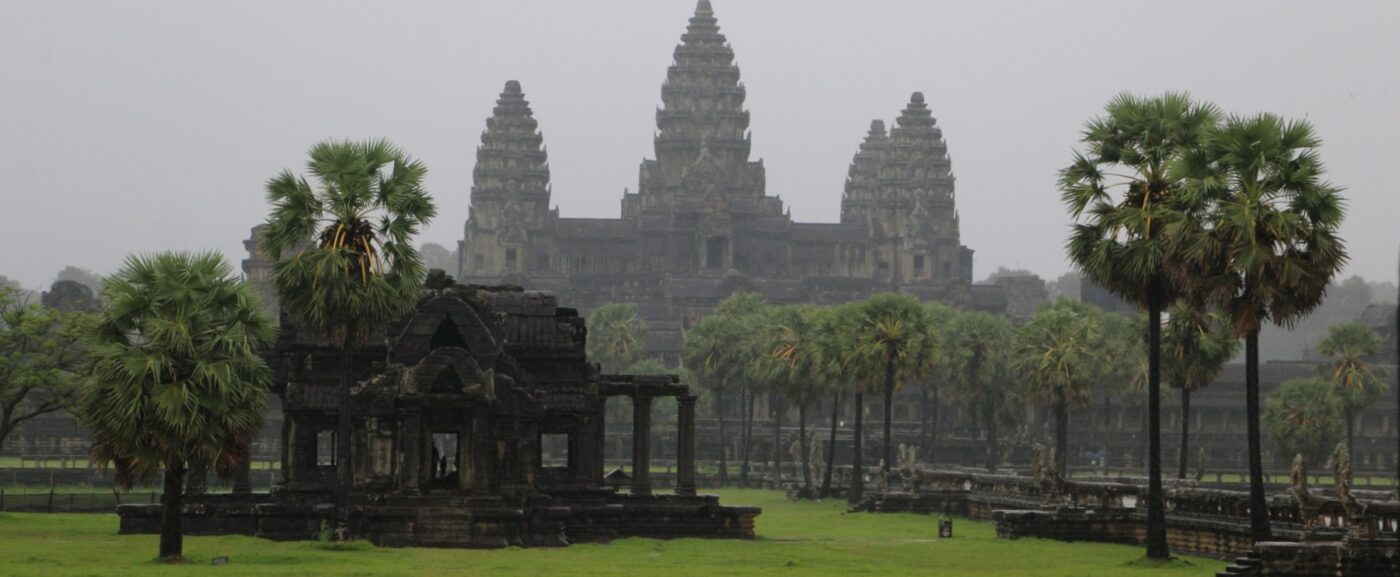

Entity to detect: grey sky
[2,0,1397,290]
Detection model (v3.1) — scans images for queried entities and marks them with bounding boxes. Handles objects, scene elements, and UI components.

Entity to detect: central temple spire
[651,0,752,189]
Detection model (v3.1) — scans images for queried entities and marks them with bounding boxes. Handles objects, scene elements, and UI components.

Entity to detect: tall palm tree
[261,138,436,522]
[812,304,855,499]
[586,303,650,373]
[1177,113,1348,542]
[1161,304,1238,479]
[916,302,954,464]
[682,311,743,487]
[78,252,274,561]
[1012,298,1105,473]
[755,305,825,497]
[851,293,933,477]
[1315,322,1388,462]
[944,311,1014,473]
[1060,92,1219,559]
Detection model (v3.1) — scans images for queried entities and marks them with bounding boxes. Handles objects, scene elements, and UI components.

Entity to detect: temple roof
[655,1,749,159]
[472,80,550,200]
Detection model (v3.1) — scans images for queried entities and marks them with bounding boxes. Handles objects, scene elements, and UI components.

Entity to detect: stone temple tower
[459,80,555,279]
[841,93,969,287]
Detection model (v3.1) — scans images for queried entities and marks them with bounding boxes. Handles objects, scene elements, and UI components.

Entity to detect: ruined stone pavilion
[119,271,757,547]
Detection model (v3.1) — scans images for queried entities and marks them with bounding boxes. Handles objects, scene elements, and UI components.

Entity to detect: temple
[458,1,1009,362]
[118,271,758,547]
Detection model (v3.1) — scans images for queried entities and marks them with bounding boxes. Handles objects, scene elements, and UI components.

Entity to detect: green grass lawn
[0,489,1226,577]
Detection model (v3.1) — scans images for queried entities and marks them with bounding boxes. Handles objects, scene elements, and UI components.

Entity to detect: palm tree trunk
[1344,406,1354,464]
[716,385,728,487]
[772,392,783,489]
[985,400,1000,474]
[882,351,896,475]
[1177,388,1191,480]
[1145,286,1169,560]
[929,385,940,466]
[739,386,750,487]
[920,385,930,461]
[820,392,840,499]
[1055,397,1068,475]
[849,391,865,504]
[159,464,186,561]
[1245,329,1272,542]
[799,403,812,497]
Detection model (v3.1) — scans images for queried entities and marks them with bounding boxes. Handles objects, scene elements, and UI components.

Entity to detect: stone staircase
[1214,551,1260,577]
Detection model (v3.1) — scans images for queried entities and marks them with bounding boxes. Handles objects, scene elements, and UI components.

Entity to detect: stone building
[457,1,1006,361]
[119,272,757,547]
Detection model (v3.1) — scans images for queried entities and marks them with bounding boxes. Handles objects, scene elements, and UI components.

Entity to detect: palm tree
[1012,298,1105,473]
[683,312,742,487]
[851,293,933,477]
[1263,377,1344,470]
[78,252,274,561]
[1161,304,1238,479]
[944,311,1014,473]
[261,138,436,521]
[587,303,650,373]
[715,293,767,487]
[754,305,826,497]
[1177,113,1347,542]
[682,292,766,487]
[1316,322,1388,462]
[812,305,855,499]
[916,302,954,464]
[1060,92,1219,558]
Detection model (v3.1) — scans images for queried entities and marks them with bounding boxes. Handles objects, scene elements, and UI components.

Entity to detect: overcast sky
[2,0,1397,290]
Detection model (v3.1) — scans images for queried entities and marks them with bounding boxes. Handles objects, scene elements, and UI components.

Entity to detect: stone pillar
[401,409,421,493]
[677,395,697,496]
[232,444,253,495]
[187,458,208,496]
[631,394,653,497]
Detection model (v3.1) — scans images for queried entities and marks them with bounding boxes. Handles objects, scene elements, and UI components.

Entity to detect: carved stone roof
[472,80,550,201]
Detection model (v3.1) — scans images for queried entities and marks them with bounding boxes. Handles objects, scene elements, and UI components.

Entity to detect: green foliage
[1161,304,1238,393]
[682,292,765,395]
[261,139,437,344]
[1060,91,1221,306]
[944,311,1016,421]
[1175,113,1347,335]
[1099,311,1148,401]
[77,251,275,486]
[586,303,650,373]
[1012,298,1106,410]
[1315,321,1389,412]
[848,293,935,391]
[1264,377,1343,467]
[748,305,826,407]
[0,286,92,451]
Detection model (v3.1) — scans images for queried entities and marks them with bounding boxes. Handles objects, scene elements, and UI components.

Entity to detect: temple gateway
[119,272,758,547]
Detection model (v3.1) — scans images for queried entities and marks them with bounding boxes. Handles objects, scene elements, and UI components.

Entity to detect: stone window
[913,255,926,278]
[505,248,518,272]
[705,236,727,270]
[315,430,337,467]
[541,433,571,469]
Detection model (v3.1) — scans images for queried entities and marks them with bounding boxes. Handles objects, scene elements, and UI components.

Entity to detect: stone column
[186,458,208,496]
[677,395,697,496]
[232,444,253,495]
[631,394,653,497]
[401,409,421,493]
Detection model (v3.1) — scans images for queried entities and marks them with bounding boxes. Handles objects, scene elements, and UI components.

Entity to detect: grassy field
[0,489,1226,577]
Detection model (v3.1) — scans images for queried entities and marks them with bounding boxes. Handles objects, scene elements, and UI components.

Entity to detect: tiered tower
[460,80,554,278]
[626,0,768,215]
[840,120,889,226]
[846,92,966,286]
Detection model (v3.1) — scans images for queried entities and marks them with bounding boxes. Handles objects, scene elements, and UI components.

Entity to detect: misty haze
[1,1,1398,575]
